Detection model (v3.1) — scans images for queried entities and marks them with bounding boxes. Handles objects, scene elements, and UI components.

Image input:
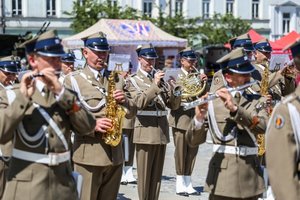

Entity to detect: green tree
[65,0,141,33]
[149,4,200,46]
[199,13,251,46]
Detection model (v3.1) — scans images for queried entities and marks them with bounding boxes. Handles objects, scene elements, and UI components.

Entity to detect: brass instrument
[257,60,269,156]
[177,68,206,99]
[102,63,126,147]
[182,80,257,111]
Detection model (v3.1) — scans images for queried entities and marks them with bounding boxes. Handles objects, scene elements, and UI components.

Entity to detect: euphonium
[102,64,126,147]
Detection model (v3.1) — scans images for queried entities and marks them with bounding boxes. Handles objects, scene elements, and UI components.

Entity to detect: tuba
[177,68,207,99]
[102,63,126,147]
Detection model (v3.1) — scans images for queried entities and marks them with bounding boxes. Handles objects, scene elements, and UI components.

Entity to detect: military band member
[59,52,76,84]
[127,44,181,200]
[186,48,269,200]
[230,33,256,61]
[0,57,18,199]
[0,30,96,200]
[120,65,137,185]
[252,38,295,100]
[64,32,137,200]
[266,39,300,200]
[168,47,206,196]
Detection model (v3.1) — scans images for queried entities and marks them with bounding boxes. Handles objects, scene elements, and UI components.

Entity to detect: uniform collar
[139,68,152,78]
[181,67,189,75]
[35,79,45,93]
[88,65,105,80]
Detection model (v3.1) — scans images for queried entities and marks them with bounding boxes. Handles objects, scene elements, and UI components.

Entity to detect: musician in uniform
[0,56,18,199]
[63,32,137,200]
[186,47,269,200]
[168,47,206,196]
[127,44,181,200]
[266,39,300,200]
[58,52,76,84]
[120,64,137,185]
[252,38,295,99]
[0,30,96,200]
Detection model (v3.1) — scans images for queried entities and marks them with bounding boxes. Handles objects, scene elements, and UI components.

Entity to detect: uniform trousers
[74,163,122,200]
[0,158,9,200]
[123,129,135,166]
[172,128,199,175]
[209,194,260,200]
[136,144,166,200]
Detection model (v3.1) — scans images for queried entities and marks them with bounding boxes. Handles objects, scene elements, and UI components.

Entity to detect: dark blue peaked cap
[255,38,272,52]
[283,38,300,58]
[82,32,110,52]
[217,47,255,74]
[61,53,75,63]
[232,33,255,51]
[0,56,18,73]
[136,44,158,59]
[179,47,197,60]
[33,30,65,57]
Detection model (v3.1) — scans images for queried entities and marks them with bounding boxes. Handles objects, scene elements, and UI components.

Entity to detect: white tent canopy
[62,19,187,49]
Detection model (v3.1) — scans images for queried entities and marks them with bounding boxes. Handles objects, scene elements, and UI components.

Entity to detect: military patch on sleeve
[214,76,220,85]
[274,115,284,129]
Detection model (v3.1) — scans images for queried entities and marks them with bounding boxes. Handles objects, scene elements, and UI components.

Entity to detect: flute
[182,80,258,111]
[29,71,61,79]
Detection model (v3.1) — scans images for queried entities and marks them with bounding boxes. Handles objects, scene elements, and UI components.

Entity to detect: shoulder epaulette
[68,70,82,77]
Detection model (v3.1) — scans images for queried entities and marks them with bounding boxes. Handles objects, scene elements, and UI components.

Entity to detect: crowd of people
[0,28,299,200]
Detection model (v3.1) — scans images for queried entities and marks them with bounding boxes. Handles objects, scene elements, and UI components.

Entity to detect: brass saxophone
[102,65,126,147]
[257,60,270,156]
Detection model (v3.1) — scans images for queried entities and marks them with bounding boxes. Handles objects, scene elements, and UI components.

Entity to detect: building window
[252,0,259,19]
[282,13,290,34]
[108,0,117,7]
[47,0,56,17]
[202,0,210,19]
[175,0,183,15]
[226,0,234,14]
[12,0,22,16]
[143,0,152,17]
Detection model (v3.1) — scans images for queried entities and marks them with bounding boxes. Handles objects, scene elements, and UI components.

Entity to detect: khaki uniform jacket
[186,79,269,198]
[0,84,12,158]
[266,86,300,200]
[64,65,137,166]
[127,69,181,144]
[169,69,196,131]
[0,85,95,200]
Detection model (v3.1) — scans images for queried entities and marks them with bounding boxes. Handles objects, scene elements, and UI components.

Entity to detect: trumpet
[182,80,257,111]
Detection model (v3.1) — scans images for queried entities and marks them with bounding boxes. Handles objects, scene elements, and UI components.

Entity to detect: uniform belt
[12,148,70,166]
[137,110,168,117]
[213,144,258,156]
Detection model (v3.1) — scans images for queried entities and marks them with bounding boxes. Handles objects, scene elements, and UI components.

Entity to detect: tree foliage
[64,0,141,33]
[199,13,251,46]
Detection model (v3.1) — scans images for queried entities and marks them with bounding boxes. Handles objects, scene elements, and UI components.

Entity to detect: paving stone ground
[118,130,212,200]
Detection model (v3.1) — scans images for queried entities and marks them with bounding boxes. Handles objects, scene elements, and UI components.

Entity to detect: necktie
[43,87,50,102]
[98,73,104,85]
[234,92,241,105]
[147,73,153,81]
